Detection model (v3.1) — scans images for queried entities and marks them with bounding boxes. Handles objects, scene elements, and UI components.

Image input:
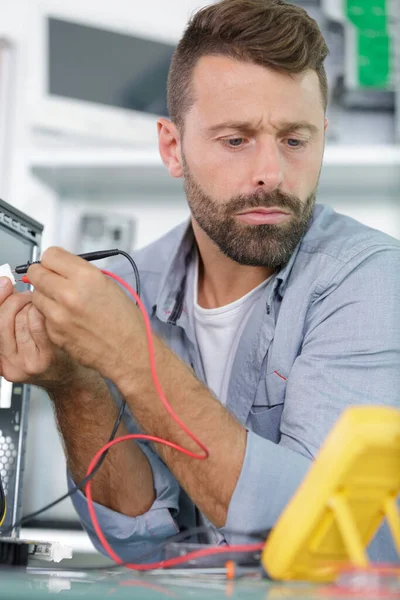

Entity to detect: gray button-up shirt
[70,204,400,563]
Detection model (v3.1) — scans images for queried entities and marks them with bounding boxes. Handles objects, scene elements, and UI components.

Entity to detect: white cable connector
[32,541,73,563]
[0,263,16,285]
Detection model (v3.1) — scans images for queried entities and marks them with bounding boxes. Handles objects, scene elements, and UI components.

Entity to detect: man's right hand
[0,276,76,388]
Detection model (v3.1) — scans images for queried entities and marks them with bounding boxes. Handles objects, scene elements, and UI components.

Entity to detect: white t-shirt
[193,254,271,405]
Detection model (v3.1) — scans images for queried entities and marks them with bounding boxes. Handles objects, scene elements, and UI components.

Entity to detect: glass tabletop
[0,565,391,600]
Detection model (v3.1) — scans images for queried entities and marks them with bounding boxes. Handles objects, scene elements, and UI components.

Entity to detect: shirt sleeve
[68,376,182,563]
[68,440,180,563]
[223,247,400,563]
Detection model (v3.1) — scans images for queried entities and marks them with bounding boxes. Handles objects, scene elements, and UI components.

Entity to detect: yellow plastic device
[262,406,400,582]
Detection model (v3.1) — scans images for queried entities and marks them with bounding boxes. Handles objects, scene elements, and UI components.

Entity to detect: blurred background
[0,0,399,560]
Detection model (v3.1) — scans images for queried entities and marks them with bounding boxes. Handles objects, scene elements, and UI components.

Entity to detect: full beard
[183,165,317,269]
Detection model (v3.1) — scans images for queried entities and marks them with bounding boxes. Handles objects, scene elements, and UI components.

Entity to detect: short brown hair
[167,0,329,129]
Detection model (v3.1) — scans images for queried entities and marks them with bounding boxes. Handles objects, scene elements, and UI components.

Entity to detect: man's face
[179,55,327,268]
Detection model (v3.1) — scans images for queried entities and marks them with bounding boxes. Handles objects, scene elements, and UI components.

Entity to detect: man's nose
[250,141,284,191]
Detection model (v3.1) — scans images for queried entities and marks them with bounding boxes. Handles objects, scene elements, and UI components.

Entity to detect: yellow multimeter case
[262,406,400,582]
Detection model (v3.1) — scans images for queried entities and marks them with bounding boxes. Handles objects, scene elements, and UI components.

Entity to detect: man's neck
[193,224,275,309]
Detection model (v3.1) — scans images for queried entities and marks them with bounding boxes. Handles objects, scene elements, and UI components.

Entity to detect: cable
[84,430,261,571]
[0,476,6,527]
[82,271,249,570]
[113,250,141,299]
[15,248,140,298]
[99,271,209,461]
[2,249,139,535]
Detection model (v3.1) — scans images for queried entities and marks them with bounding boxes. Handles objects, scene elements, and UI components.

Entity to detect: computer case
[0,199,42,536]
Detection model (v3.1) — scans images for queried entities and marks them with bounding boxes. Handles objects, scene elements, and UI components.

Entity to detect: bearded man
[0,0,399,563]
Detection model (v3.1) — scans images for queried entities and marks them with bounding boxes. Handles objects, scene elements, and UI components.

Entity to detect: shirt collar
[269,204,326,302]
[155,219,195,323]
[154,205,325,323]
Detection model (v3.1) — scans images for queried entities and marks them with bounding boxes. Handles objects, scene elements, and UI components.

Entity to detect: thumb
[0,277,14,303]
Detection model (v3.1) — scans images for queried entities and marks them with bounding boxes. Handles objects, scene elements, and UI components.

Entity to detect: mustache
[224,189,302,215]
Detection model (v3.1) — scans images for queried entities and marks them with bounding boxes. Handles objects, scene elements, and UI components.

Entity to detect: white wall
[0,0,210,219]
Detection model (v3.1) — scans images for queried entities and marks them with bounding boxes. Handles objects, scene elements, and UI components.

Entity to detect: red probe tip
[21,275,30,284]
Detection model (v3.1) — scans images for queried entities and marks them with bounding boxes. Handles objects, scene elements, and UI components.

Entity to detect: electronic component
[262,406,400,582]
[0,536,72,566]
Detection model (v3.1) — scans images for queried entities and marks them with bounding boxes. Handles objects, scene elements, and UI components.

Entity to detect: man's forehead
[192,54,320,89]
[189,55,324,123]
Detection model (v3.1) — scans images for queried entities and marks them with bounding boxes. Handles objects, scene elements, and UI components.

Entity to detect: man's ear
[157,118,183,178]
[324,117,329,133]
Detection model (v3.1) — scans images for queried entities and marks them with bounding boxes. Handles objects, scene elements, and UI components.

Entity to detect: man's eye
[226,138,244,147]
[287,138,305,148]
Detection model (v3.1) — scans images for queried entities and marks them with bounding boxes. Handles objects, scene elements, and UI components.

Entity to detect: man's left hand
[28,247,145,382]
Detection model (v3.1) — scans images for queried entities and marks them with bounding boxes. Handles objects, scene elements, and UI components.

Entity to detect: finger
[31,287,61,321]
[27,263,65,302]
[30,289,69,350]
[33,246,92,280]
[28,253,101,305]
[0,277,15,305]
[0,292,33,357]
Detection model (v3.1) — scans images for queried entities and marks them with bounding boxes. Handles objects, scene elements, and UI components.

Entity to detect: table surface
[0,565,394,600]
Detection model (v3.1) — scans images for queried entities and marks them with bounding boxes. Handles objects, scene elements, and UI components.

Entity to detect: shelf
[30,148,179,195]
[320,145,400,192]
[324,145,400,165]
[30,145,400,196]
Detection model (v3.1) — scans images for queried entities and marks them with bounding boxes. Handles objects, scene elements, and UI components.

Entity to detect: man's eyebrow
[277,121,319,135]
[206,120,261,134]
[206,120,319,135]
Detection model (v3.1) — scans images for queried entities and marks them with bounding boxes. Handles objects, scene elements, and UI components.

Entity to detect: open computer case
[0,198,42,536]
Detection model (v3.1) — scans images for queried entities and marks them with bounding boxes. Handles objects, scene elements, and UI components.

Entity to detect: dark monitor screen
[48,18,175,117]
